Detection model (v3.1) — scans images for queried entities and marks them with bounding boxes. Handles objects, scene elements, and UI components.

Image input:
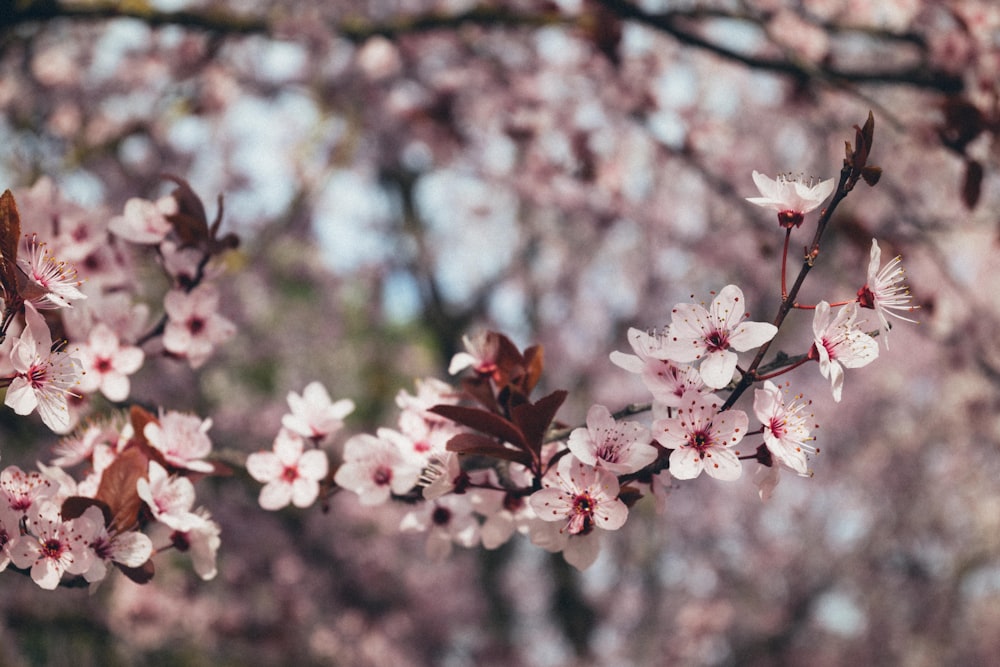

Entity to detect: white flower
[108,196,176,244]
[610,328,717,407]
[247,429,329,510]
[78,505,153,584]
[660,285,778,389]
[529,455,628,535]
[746,170,835,227]
[162,284,235,368]
[567,404,656,474]
[810,301,879,402]
[281,381,354,440]
[16,234,87,309]
[75,323,145,402]
[4,302,83,433]
[8,499,97,589]
[144,411,215,474]
[653,398,748,481]
[857,238,918,347]
[136,461,199,531]
[753,381,816,476]
[333,429,423,505]
[448,331,499,375]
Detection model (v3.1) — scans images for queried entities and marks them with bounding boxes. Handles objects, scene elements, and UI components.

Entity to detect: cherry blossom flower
[567,404,656,474]
[136,461,199,531]
[8,499,97,589]
[746,170,836,227]
[809,301,879,402]
[77,505,153,584]
[75,323,145,402]
[4,302,83,433]
[143,410,215,473]
[281,381,355,440]
[471,482,538,550]
[419,451,464,500]
[653,398,748,481]
[0,465,57,515]
[334,429,424,505]
[528,517,604,570]
[448,330,499,375]
[610,328,717,407]
[857,238,918,347]
[753,381,816,476]
[162,284,235,369]
[660,285,778,389]
[152,506,220,580]
[0,502,21,572]
[108,195,176,244]
[400,494,480,560]
[16,234,87,308]
[247,429,329,510]
[529,455,628,535]
[50,415,126,467]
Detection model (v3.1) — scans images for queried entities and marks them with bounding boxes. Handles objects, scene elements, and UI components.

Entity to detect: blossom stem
[780,227,791,299]
[753,355,812,381]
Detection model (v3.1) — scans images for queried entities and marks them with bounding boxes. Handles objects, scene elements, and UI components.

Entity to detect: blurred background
[1,1,999,665]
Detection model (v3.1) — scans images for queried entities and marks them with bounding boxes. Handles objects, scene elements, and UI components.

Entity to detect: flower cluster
[254,114,918,570]
[0,178,237,589]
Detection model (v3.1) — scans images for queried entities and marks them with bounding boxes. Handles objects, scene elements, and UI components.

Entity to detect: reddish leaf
[963,159,983,209]
[61,496,112,525]
[493,333,527,388]
[118,559,155,585]
[430,404,528,451]
[130,405,157,446]
[0,190,22,302]
[521,344,545,395]
[510,389,568,456]
[163,175,210,246]
[446,433,533,467]
[95,445,152,533]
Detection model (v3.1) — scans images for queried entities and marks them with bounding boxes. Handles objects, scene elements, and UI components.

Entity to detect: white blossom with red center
[810,301,879,402]
[745,170,835,227]
[333,429,424,506]
[448,330,500,376]
[16,234,87,309]
[400,494,480,560]
[76,505,153,584]
[653,398,748,481]
[610,327,717,407]
[660,285,778,390]
[857,238,918,347]
[107,195,176,244]
[143,410,215,474]
[247,429,329,510]
[162,284,235,369]
[8,499,97,589]
[281,381,355,441]
[0,465,57,516]
[753,380,817,476]
[136,461,200,531]
[4,302,83,433]
[567,404,656,474]
[75,322,145,402]
[529,455,628,535]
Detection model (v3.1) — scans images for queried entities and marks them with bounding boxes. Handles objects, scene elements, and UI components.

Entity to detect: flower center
[705,330,729,352]
[431,506,452,526]
[281,466,299,483]
[856,284,876,309]
[372,465,392,487]
[42,538,65,559]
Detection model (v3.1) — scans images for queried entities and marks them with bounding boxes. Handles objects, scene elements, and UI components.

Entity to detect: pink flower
[163,284,235,368]
[8,499,97,589]
[77,505,153,584]
[653,398,748,481]
[333,429,423,505]
[567,404,656,474]
[108,196,176,244]
[176,508,221,580]
[610,328,717,407]
[0,465,57,515]
[399,495,480,560]
[809,301,879,402]
[857,238,918,347]
[529,455,628,535]
[143,410,215,473]
[136,461,199,531]
[4,302,83,433]
[660,285,778,389]
[746,170,835,227]
[281,381,355,440]
[247,429,329,510]
[16,234,87,309]
[75,323,145,402]
[753,381,816,476]
[448,331,500,375]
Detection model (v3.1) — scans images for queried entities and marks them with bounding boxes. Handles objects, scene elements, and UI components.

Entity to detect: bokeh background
[1,1,999,665]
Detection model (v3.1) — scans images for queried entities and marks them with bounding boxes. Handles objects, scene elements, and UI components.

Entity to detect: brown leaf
[510,389,568,458]
[95,445,152,533]
[521,344,545,396]
[162,175,210,246]
[61,496,112,525]
[446,433,533,467]
[430,404,528,451]
[118,559,155,585]
[129,405,157,446]
[0,190,22,302]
